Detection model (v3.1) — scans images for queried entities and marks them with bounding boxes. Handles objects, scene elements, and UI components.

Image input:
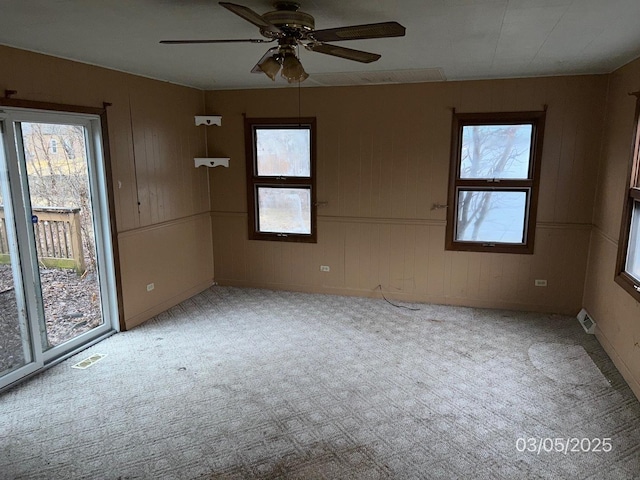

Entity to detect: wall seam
[127,89,142,224]
[582,74,614,308]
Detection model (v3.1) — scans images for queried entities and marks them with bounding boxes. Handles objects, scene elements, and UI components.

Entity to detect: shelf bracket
[195,115,222,126]
[195,157,229,168]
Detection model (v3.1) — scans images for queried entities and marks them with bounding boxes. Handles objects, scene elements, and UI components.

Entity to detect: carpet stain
[528,342,611,387]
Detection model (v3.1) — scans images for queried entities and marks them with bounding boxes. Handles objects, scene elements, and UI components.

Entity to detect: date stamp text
[516,437,612,455]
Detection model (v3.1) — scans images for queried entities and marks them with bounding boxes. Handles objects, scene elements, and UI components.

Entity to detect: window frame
[614,95,640,302]
[244,117,317,243]
[445,110,546,254]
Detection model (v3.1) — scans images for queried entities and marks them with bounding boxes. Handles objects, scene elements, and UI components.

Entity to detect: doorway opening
[0,106,119,391]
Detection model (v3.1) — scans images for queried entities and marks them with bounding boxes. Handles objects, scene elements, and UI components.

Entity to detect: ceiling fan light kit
[280,47,309,83]
[161,1,406,83]
[258,55,281,81]
[255,42,308,83]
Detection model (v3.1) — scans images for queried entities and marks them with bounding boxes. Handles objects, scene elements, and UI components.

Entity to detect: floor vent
[577,309,596,334]
[71,353,107,370]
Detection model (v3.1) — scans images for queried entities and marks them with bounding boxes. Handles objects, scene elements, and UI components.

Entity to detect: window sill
[614,273,640,303]
[446,241,534,254]
[249,232,317,243]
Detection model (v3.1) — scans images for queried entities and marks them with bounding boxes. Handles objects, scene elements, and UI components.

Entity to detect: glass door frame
[0,122,42,386]
[0,105,120,390]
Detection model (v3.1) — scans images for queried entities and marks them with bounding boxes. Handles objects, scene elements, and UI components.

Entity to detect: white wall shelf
[195,115,222,126]
[195,157,229,168]
[194,115,228,168]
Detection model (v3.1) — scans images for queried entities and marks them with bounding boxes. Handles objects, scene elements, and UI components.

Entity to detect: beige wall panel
[344,223,363,288]
[337,108,361,217]
[553,115,578,224]
[554,78,608,224]
[584,57,640,401]
[357,134,374,218]
[208,84,460,221]
[411,226,430,295]
[592,60,640,239]
[207,77,607,225]
[128,77,208,227]
[106,102,140,232]
[212,214,589,314]
[464,253,482,300]
[453,80,495,112]
[485,254,506,303]
[119,213,213,328]
[0,46,140,232]
[388,224,407,291]
[207,99,247,214]
[447,251,472,299]
[426,226,446,297]
[207,76,603,314]
[320,220,347,289]
[584,231,640,399]
[1,46,213,328]
[318,119,342,217]
[476,254,494,302]
[536,103,563,223]
[288,242,316,287]
[211,213,246,282]
[247,241,275,286]
[0,45,209,233]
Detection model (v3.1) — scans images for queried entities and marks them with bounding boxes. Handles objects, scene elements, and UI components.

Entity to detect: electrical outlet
[320,265,330,272]
[534,279,547,287]
[146,283,155,292]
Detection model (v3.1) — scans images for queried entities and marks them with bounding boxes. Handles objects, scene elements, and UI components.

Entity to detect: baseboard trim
[215,280,576,315]
[595,327,640,402]
[124,279,214,330]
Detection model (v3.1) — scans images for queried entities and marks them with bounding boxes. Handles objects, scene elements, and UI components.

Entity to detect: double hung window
[446,111,545,254]
[615,96,640,301]
[245,118,316,242]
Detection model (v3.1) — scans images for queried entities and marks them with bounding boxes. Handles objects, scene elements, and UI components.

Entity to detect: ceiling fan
[160,1,406,83]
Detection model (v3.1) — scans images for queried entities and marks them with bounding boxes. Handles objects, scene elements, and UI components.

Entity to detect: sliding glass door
[0,130,38,384]
[0,108,118,390]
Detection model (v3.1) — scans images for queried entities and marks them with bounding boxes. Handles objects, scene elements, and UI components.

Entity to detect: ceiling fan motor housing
[261,2,315,38]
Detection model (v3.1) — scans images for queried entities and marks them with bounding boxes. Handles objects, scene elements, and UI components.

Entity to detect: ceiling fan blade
[311,21,405,42]
[160,38,273,44]
[306,43,381,63]
[219,2,282,35]
[251,47,279,73]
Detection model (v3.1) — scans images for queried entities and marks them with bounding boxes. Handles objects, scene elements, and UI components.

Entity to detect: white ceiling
[1,0,640,90]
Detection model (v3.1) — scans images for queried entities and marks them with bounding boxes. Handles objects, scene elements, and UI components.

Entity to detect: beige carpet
[1,286,639,479]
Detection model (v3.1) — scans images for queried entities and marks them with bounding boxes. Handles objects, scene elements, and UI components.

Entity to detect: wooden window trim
[614,95,640,302]
[445,110,546,254]
[244,117,317,243]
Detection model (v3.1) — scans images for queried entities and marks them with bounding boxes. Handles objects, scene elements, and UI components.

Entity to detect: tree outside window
[446,111,546,254]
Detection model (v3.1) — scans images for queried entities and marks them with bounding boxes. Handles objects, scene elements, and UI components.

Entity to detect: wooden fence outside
[0,206,85,273]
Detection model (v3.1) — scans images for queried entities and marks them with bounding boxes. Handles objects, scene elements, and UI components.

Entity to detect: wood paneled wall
[584,57,640,400]
[0,46,214,329]
[2,45,637,398]
[206,75,607,314]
